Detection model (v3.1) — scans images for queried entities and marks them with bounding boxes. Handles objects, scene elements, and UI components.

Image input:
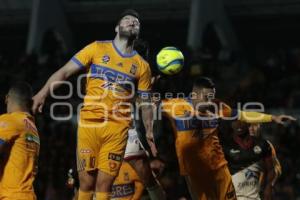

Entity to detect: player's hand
[271,115,296,125]
[146,132,158,157]
[32,93,46,114]
[150,159,165,176]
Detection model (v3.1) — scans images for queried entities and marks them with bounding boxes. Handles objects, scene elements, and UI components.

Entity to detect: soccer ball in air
[156,47,184,75]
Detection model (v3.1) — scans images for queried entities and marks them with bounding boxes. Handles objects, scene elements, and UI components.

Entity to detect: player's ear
[115,25,119,33]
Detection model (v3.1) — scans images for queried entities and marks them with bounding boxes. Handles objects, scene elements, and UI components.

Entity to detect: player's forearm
[38,68,71,98]
[264,171,274,200]
[141,104,154,134]
[132,182,144,200]
[239,111,272,123]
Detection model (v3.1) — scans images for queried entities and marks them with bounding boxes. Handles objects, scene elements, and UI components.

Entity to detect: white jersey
[124,127,146,160]
[232,163,263,200]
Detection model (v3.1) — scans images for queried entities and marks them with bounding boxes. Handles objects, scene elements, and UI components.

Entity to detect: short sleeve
[137,63,151,96]
[71,41,97,69]
[0,116,18,144]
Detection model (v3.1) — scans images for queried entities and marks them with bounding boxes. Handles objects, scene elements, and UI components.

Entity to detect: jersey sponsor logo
[174,117,219,131]
[108,153,122,162]
[90,64,135,91]
[129,64,137,75]
[253,145,262,154]
[102,54,110,63]
[237,180,258,190]
[111,183,135,198]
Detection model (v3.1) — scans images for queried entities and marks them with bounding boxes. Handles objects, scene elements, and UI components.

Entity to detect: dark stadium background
[0,0,300,199]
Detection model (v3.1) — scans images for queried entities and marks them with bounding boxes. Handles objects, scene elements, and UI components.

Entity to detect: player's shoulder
[0,113,19,129]
[91,40,112,49]
[134,52,149,65]
[162,98,189,104]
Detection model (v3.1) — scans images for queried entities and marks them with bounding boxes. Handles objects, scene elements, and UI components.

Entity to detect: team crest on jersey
[117,62,123,67]
[130,64,137,75]
[253,145,262,154]
[102,54,110,63]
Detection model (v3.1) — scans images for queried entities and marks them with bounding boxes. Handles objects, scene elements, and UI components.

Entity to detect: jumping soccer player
[32,9,154,200]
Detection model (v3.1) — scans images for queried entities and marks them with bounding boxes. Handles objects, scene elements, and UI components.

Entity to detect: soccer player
[111,161,144,200]
[66,160,144,200]
[248,123,282,188]
[66,119,166,200]
[159,77,295,200]
[32,9,154,200]
[124,117,166,200]
[223,121,277,200]
[0,82,40,200]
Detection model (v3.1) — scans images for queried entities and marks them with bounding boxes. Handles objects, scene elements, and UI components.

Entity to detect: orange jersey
[0,112,40,199]
[111,161,144,200]
[161,98,234,174]
[71,40,151,123]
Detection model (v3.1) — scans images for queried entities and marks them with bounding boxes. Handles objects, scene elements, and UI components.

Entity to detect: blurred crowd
[0,29,299,200]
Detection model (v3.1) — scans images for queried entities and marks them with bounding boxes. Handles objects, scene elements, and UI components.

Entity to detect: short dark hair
[9,82,33,109]
[193,77,215,89]
[118,9,140,23]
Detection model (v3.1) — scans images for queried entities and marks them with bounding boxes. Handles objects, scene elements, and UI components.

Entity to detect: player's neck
[7,104,30,114]
[113,36,134,55]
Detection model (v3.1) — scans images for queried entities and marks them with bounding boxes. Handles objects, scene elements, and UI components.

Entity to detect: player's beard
[119,26,139,41]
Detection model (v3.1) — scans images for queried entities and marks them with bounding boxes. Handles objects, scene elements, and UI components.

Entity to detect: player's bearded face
[118,15,140,39]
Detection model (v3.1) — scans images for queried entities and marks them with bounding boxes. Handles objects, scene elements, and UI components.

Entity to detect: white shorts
[232,163,262,200]
[124,127,147,160]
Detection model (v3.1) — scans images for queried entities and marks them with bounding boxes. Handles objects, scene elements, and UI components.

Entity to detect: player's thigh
[77,124,100,172]
[214,165,237,200]
[78,170,97,190]
[97,121,129,177]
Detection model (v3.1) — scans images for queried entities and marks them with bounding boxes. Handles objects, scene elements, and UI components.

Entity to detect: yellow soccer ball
[156,47,184,75]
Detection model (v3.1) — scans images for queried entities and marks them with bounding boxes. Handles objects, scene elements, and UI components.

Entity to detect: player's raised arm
[32,41,97,114]
[32,61,82,113]
[238,111,296,124]
[136,61,158,156]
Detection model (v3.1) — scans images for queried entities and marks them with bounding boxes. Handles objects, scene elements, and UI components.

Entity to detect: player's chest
[228,143,265,163]
[92,53,140,77]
